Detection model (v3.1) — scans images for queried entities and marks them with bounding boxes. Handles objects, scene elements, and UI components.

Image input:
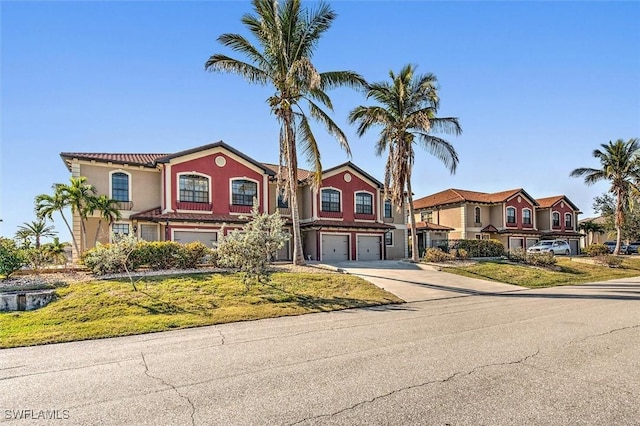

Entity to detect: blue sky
[1,1,639,240]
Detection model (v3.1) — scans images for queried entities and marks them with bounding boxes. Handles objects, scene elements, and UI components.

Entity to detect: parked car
[527,240,571,255]
[625,242,640,255]
[604,241,628,254]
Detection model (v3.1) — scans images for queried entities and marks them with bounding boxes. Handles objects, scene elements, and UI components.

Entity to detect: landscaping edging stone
[0,290,56,312]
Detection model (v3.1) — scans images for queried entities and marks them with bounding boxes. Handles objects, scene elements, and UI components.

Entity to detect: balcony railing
[176,201,212,211]
[229,204,252,214]
[277,207,291,216]
[116,201,134,211]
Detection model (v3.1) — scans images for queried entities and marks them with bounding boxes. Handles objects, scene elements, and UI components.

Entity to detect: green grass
[445,257,640,289]
[0,272,402,348]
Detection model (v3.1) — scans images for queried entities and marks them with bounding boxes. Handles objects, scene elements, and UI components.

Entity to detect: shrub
[507,248,527,263]
[526,252,557,267]
[0,238,26,280]
[423,247,455,263]
[135,241,183,270]
[453,239,505,257]
[82,234,142,276]
[22,247,52,273]
[596,255,623,268]
[454,248,469,259]
[176,242,211,269]
[585,244,609,257]
[216,202,289,288]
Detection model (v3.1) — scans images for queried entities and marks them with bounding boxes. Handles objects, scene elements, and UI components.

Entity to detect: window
[552,212,560,227]
[421,211,433,222]
[179,175,209,203]
[474,207,481,224]
[277,189,289,208]
[321,189,340,212]
[385,231,393,246]
[565,213,573,229]
[384,200,393,218]
[506,207,516,224]
[112,223,129,236]
[140,224,158,242]
[523,209,532,225]
[111,172,129,202]
[355,192,373,214]
[232,179,257,206]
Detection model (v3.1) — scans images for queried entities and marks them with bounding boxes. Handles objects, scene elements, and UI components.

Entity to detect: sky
[1,0,639,241]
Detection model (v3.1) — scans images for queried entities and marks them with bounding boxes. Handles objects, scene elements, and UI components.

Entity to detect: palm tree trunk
[283,112,306,265]
[94,219,103,247]
[59,210,80,256]
[615,188,623,255]
[81,217,89,253]
[406,178,419,262]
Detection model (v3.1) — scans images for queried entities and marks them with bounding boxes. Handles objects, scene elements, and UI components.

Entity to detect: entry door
[358,235,381,261]
[321,235,349,261]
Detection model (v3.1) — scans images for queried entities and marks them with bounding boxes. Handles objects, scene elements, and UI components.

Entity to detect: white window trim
[171,228,219,245]
[320,187,343,213]
[384,199,393,218]
[138,223,160,242]
[110,222,131,243]
[552,210,561,227]
[506,206,516,225]
[354,190,375,216]
[229,177,260,208]
[564,212,573,229]
[176,171,212,204]
[385,230,394,247]
[522,208,532,225]
[109,169,132,202]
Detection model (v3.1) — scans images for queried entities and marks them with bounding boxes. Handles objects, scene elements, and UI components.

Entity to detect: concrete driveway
[318,260,524,302]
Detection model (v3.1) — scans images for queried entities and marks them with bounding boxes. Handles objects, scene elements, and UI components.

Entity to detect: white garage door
[173,231,218,247]
[322,234,349,261]
[358,235,381,261]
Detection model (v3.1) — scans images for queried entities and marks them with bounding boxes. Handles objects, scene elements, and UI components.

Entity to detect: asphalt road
[2,271,640,425]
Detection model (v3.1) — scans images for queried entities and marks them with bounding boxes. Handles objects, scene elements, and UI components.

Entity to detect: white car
[527,240,571,255]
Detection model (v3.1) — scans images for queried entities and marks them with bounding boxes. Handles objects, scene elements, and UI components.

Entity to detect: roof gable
[322,162,383,188]
[536,195,580,211]
[414,188,538,209]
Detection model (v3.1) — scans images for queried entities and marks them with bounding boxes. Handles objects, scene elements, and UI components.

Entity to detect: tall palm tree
[88,195,122,247]
[349,64,462,261]
[205,0,364,265]
[571,138,640,254]
[35,188,79,255]
[58,177,96,252]
[15,219,57,249]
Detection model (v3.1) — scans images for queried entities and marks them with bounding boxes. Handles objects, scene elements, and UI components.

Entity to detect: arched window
[111,172,129,202]
[523,208,532,225]
[565,213,573,229]
[321,189,340,212]
[355,192,373,215]
[552,212,560,227]
[474,206,481,224]
[506,207,516,224]
[231,179,258,206]
[179,174,209,203]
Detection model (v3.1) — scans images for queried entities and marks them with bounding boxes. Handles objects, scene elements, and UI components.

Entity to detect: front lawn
[445,257,640,289]
[0,272,402,348]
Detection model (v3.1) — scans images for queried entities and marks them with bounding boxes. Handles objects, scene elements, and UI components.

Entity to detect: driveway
[2,274,639,425]
[318,260,524,302]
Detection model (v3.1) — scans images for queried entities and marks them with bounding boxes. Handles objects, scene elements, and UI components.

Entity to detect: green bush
[585,244,609,257]
[0,238,26,280]
[507,248,527,263]
[82,234,143,275]
[423,247,455,263]
[526,252,557,267]
[453,239,505,257]
[596,255,623,268]
[176,242,211,269]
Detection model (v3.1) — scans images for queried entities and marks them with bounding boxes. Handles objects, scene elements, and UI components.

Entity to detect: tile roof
[414,221,454,231]
[481,224,499,233]
[261,163,313,182]
[300,220,394,230]
[60,152,168,170]
[536,195,580,211]
[413,188,538,210]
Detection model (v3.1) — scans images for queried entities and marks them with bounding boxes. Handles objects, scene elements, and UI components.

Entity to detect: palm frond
[217,33,270,71]
[320,71,366,91]
[306,98,351,156]
[296,112,323,187]
[205,54,269,84]
[415,133,459,174]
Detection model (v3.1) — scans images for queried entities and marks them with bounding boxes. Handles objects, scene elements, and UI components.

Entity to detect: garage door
[321,234,349,261]
[173,231,218,247]
[569,240,579,255]
[358,235,381,261]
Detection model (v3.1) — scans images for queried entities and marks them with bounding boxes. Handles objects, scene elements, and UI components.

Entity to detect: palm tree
[88,195,122,247]
[205,0,364,265]
[15,219,57,249]
[43,237,69,267]
[35,189,78,255]
[578,220,606,246]
[349,64,462,261]
[58,177,96,252]
[570,138,640,254]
